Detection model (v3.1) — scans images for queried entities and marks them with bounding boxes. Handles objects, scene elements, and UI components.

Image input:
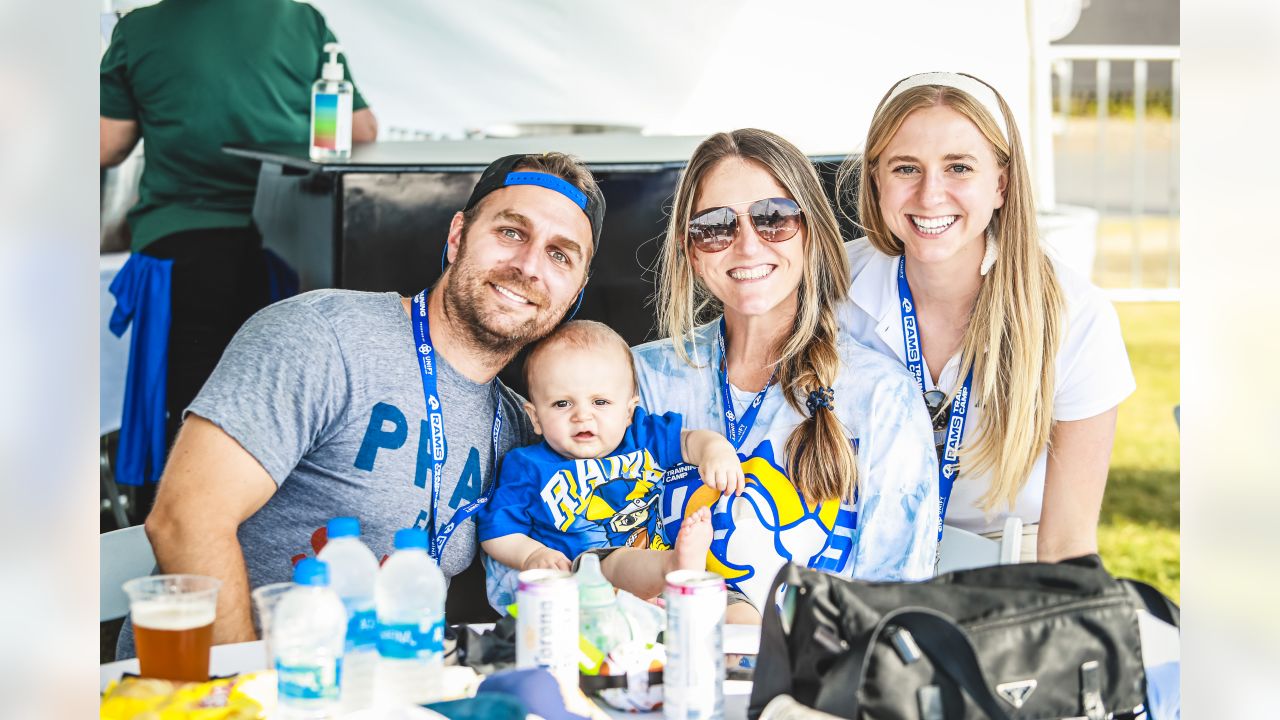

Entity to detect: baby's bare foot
[670,507,713,573]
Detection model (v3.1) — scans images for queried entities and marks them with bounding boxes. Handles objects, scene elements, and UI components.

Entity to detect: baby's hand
[699,443,746,496]
[523,546,572,571]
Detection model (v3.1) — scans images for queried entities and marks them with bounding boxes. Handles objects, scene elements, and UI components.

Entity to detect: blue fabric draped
[107,248,300,485]
[109,254,173,486]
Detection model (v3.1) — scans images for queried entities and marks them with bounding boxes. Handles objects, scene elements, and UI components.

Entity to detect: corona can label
[516,569,579,688]
[663,570,725,720]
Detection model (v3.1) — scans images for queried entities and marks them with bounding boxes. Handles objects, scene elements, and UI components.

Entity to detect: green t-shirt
[100,0,369,251]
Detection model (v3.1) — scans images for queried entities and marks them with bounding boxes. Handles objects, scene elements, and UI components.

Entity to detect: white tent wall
[308,0,1034,157]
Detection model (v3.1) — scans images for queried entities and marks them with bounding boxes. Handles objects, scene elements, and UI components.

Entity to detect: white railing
[1048,45,1180,299]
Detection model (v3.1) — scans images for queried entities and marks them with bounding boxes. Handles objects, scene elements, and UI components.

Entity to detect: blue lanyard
[716,318,774,450]
[410,291,503,562]
[896,257,972,539]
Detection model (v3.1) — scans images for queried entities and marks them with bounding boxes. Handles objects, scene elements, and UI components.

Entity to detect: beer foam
[132,600,216,631]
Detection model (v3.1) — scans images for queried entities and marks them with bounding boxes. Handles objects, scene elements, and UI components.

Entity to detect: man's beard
[442,247,571,358]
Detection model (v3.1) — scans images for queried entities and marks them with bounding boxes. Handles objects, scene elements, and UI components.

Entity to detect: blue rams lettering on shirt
[354,402,482,504]
[354,402,408,470]
[451,448,483,508]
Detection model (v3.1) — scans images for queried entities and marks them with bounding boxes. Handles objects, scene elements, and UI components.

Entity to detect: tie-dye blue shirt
[632,321,939,610]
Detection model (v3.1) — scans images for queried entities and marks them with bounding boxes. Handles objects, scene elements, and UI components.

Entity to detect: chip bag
[100,672,270,720]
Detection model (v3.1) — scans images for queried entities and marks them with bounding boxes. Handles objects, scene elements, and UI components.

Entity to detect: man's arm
[352,108,378,143]
[101,117,140,168]
[144,415,278,645]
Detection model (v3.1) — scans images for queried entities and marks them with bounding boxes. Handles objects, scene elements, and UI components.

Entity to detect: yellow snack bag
[100,672,269,719]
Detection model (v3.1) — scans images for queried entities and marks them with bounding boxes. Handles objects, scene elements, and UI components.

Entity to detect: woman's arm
[1037,406,1119,562]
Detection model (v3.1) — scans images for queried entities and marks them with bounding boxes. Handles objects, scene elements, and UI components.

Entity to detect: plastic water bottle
[316,517,378,712]
[375,528,445,707]
[272,558,347,719]
[577,553,631,674]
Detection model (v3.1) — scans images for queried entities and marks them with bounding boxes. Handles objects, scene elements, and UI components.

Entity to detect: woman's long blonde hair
[842,76,1065,511]
[656,129,857,503]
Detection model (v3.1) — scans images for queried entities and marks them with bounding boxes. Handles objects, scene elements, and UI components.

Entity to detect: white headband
[883,71,1009,143]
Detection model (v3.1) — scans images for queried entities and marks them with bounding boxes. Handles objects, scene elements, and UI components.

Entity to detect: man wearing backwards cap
[121,153,606,658]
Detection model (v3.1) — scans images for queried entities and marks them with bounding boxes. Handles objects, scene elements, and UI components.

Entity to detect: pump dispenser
[310,42,354,161]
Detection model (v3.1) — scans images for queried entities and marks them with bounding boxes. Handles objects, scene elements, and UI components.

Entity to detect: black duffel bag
[748,555,1178,719]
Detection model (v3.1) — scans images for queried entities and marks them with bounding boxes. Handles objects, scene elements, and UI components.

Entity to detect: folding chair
[936,516,1024,574]
[100,525,157,622]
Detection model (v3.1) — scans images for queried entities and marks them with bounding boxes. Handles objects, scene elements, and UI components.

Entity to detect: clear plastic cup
[123,574,221,682]
[251,581,295,664]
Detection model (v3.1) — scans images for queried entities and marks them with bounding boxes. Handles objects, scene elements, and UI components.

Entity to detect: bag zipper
[965,596,1130,633]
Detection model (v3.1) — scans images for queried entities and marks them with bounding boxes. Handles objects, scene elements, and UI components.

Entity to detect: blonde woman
[838,72,1135,562]
[628,129,939,615]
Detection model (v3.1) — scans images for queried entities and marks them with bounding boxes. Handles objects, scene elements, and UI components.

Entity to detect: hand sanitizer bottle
[309,42,353,161]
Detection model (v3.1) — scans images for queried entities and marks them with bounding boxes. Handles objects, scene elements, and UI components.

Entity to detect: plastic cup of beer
[123,574,221,682]
[250,582,294,664]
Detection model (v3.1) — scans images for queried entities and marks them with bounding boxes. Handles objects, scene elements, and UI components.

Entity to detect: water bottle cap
[394,528,429,550]
[293,558,329,586]
[326,516,360,539]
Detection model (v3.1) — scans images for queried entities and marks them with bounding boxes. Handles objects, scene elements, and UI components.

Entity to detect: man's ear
[445,211,466,265]
[522,400,543,436]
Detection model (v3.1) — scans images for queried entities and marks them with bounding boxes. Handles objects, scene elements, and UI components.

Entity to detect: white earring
[979,221,998,276]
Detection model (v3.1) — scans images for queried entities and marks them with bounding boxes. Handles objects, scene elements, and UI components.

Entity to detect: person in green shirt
[99,0,377,462]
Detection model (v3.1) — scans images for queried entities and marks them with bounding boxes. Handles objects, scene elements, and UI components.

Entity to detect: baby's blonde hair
[522,320,637,398]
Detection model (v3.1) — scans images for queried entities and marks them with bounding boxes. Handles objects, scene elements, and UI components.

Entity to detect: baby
[478,320,744,610]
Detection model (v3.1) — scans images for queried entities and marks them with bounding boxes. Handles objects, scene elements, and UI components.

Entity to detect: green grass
[1053,92,1178,119]
[1097,302,1180,601]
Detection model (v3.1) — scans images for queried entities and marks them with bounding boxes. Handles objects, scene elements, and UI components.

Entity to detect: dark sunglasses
[923,390,949,432]
[687,197,804,253]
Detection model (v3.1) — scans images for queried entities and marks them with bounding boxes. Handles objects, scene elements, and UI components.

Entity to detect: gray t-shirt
[117,289,535,659]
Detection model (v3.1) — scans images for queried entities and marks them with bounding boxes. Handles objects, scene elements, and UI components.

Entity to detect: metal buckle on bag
[1080,660,1107,720]
[917,685,943,720]
[812,623,847,654]
[888,626,922,665]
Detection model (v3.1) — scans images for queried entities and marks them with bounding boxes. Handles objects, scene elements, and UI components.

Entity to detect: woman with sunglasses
[627,128,940,617]
[838,72,1135,562]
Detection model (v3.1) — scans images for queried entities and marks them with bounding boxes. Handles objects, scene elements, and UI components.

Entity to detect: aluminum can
[516,568,579,688]
[663,570,725,720]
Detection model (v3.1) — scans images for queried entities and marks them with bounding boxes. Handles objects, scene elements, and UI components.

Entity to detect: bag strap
[1120,578,1180,628]
[854,607,1014,720]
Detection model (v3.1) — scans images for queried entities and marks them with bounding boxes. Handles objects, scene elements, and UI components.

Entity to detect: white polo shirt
[837,238,1136,534]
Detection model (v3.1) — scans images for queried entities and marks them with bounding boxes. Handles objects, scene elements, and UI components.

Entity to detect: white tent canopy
[308,0,1035,158]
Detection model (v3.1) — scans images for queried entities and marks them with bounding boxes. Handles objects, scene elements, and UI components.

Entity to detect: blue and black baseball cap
[463,153,606,251]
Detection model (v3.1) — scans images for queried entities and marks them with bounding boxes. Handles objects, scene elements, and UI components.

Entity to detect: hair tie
[806,387,835,414]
